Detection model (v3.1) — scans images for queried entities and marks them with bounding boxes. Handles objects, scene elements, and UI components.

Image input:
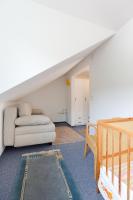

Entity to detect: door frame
[70,67,89,126]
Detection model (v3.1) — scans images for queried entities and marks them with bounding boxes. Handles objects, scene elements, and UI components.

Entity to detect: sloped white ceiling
[0,39,110,102]
[34,0,133,30]
[0,0,114,101]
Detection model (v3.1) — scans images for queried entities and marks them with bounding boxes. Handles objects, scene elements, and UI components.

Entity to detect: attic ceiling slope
[0,38,106,101]
[0,38,111,102]
[34,0,133,30]
[0,0,114,100]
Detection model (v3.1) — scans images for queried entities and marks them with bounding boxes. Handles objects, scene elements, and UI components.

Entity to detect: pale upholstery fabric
[15,132,56,147]
[18,102,32,117]
[4,105,56,147]
[4,107,17,146]
[32,108,44,115]
[15,122,55,135]
[15,115,51,126]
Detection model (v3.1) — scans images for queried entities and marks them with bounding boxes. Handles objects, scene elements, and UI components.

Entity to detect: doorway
[71,70,89,126]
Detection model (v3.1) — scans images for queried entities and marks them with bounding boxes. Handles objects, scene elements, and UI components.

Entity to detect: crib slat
[127,135,130,200]
[97,118,133,200]
[118,132,122,195]
[112,130,114,184]
[106,128,108,176]
[100,126,103,166]
[96,124,102,182]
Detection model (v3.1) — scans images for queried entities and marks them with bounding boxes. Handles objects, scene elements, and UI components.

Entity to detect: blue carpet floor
[0,126,103,200]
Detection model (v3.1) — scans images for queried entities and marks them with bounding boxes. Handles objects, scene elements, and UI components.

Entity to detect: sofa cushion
[18,102,32,117]
[15,115,51,126]
[15,122,55,136]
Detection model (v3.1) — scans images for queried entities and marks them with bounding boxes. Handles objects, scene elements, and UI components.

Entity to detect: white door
[73,78,89,125]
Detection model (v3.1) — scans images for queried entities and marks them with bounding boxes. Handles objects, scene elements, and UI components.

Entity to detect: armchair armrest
[4,106,17,146]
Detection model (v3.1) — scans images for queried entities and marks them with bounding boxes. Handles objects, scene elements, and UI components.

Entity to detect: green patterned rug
[11,150,82,200]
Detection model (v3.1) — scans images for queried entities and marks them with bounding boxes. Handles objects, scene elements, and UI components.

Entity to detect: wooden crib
[97,118,133,200]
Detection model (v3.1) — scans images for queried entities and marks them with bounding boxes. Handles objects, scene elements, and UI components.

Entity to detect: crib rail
[97,118,133,200]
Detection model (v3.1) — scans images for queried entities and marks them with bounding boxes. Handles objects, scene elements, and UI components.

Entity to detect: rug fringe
[57,159,72,199]
[22,149,61,158]
[20,160,28,200]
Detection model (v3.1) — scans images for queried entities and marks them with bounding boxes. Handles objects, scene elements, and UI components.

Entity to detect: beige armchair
[4,103,56,147]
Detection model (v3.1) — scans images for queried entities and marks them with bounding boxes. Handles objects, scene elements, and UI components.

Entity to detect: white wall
[89,18,133,123]
[0,0,113,96]
[0,0,114,156]
[20,58,90,125]
[20,76,67,122]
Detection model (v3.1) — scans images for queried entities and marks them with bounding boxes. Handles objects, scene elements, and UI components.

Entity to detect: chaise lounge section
[4,103,56,147]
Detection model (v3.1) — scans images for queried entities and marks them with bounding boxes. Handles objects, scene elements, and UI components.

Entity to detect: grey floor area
[0,123,103,200]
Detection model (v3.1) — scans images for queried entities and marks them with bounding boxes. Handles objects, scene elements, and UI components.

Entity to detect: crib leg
[96,185,100,193]
[84,143,89,157]
[94,157,97,179]
[95,155,100,193]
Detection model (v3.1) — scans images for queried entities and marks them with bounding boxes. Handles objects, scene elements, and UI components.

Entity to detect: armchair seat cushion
[15,115,51,126]
[15,122,55,136]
